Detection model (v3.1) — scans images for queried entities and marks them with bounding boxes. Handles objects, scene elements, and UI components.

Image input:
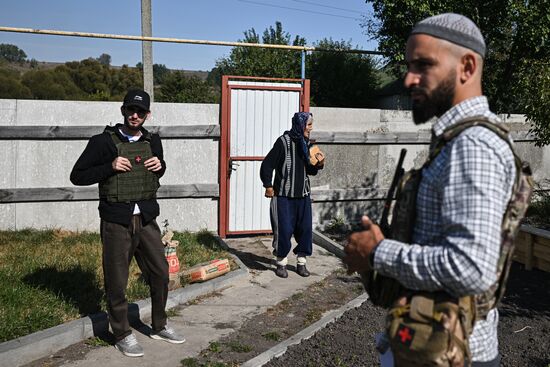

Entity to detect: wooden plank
[0,126,534,143]
[311,188,388,202]
[0,184,219,203]
[312,230,345,259]
[533,242,550,262]
[310,130,535,145]
[525,233,534,270]
[0,125,220,140]
[535,258,550,272]
[519,224,550,239]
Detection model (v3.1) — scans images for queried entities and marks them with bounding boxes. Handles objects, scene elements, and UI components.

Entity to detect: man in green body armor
[71,89,185,357]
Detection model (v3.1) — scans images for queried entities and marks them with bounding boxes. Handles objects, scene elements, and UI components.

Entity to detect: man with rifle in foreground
[344,13,532,367]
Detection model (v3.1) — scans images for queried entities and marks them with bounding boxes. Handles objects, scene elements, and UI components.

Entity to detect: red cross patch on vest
[396,324,415,347]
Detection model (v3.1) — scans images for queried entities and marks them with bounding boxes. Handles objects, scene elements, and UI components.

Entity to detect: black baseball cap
[123,89,150,111]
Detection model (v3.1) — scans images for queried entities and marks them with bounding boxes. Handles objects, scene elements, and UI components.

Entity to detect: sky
[0,0,377,71]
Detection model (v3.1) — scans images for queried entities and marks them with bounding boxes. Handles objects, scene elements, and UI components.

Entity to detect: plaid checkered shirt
[373,96,516,362]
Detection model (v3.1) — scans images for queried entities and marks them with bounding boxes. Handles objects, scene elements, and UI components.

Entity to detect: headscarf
[285,112,312,163]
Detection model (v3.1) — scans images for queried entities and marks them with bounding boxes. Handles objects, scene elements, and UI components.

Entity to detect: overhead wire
[236,0,362,21]
[290,0,364,15]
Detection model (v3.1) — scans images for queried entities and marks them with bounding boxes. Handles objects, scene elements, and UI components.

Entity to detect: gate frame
[219,75,310,238]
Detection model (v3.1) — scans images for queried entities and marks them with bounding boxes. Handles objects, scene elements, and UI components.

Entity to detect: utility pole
[141,0,154,101]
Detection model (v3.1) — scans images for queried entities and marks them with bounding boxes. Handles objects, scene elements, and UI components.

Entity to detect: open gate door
[219,76,310,237]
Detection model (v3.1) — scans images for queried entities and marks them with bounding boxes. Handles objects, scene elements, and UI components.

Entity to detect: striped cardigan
[260,134,321,198]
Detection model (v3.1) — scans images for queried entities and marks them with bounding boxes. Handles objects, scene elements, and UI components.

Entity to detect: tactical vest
[362,116,533,315]
[98,128,160,203]
[363,116,533,366]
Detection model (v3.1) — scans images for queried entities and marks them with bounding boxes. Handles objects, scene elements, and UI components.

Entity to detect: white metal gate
[219,76,310,237]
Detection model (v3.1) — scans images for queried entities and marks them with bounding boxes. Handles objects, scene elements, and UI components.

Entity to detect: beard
[410,71,456,125]
[124,117,145,131]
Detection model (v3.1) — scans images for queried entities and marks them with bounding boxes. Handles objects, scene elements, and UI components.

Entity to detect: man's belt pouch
[387,292,475,367]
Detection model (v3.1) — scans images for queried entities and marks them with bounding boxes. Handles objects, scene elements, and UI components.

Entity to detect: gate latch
[228,159,239,177]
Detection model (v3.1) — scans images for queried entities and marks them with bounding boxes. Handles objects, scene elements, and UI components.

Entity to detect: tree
[22,69,84,100]
[0,44,27,63]
[363,0,550,145]
[110,64,143,100]
[158,71,218,103]
[136,62,170,84]
[307,39,380,107]
[215,21,306,78]
[0,68,32,99]
[97,53,111,66]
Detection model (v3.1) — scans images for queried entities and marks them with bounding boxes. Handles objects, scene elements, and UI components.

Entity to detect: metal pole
[0,27,386,55]
[301,50,306,79]
[141,0,154,101]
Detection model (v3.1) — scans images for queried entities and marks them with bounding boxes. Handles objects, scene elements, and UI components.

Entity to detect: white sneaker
[114,334,144,357]
[150,327,186,344]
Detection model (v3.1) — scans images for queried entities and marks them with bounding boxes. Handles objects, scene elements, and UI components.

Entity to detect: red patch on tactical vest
[135,156,142,164]
[396,324,415,346]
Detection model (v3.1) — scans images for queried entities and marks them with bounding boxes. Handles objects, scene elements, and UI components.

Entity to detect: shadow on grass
[23,265,104,316]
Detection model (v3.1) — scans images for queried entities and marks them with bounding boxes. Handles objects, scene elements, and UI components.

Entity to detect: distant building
[374,78,411,110]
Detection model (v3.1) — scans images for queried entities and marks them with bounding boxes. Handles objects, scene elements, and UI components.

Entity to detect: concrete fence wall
[1,99,548,232]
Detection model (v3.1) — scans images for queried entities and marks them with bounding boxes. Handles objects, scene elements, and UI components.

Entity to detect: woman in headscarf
[260,112,325,278]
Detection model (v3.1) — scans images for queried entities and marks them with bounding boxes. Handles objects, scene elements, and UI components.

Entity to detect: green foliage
[136,62,171,85]
[517,61,550,146]
[0,43,27,63]
[224,340,253,353]
[0,68,32,99]
[262,331,281,341]
[208,341,221,352]
[22,68,84,100]
[96,53,111,66]
[325,215,347,234]
[158,71,218,103]
[215,21,305,78]
[364,0,550,144]
[308,38,380,107]
[153,64,170,84]
[525,180,550,228]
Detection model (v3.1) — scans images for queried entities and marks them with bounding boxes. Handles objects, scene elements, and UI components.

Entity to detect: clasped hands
[112,156,162,172]
[343,215,385,274]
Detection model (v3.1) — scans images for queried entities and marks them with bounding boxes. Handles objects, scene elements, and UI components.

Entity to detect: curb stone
[241,293,369,367]
[239,231,361,366]
[0,237,248,367]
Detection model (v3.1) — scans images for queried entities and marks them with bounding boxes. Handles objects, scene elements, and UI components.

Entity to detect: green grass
[208,341,221,352]
[0,228,233,342]
[304,308,323,325]
[262,331,281,341]
[224,340,253,353]
[85,336,110,347]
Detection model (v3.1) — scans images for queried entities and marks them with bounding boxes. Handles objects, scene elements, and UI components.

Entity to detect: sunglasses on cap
[124,106,148,118]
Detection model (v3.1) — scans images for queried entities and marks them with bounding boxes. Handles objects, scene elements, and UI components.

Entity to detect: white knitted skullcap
[411,13,486,58]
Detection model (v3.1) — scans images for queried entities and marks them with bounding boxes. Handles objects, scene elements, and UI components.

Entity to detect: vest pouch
[390,169,422,243]
[387,293,475,367]
[115,141,159,202]
[359,169,422,308]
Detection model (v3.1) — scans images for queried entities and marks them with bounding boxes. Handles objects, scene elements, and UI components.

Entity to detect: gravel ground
[265,262,550,367]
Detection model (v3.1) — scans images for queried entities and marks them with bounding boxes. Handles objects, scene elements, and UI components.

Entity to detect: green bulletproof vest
[362,116,533,318]
[98,128,160,203]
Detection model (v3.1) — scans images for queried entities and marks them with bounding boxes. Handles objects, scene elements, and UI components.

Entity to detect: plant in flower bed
[0,228,233,343]
[523,180,550,230]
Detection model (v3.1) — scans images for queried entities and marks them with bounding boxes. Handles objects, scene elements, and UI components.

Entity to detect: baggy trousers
[270,195,313,258]
[100,216,169,341]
